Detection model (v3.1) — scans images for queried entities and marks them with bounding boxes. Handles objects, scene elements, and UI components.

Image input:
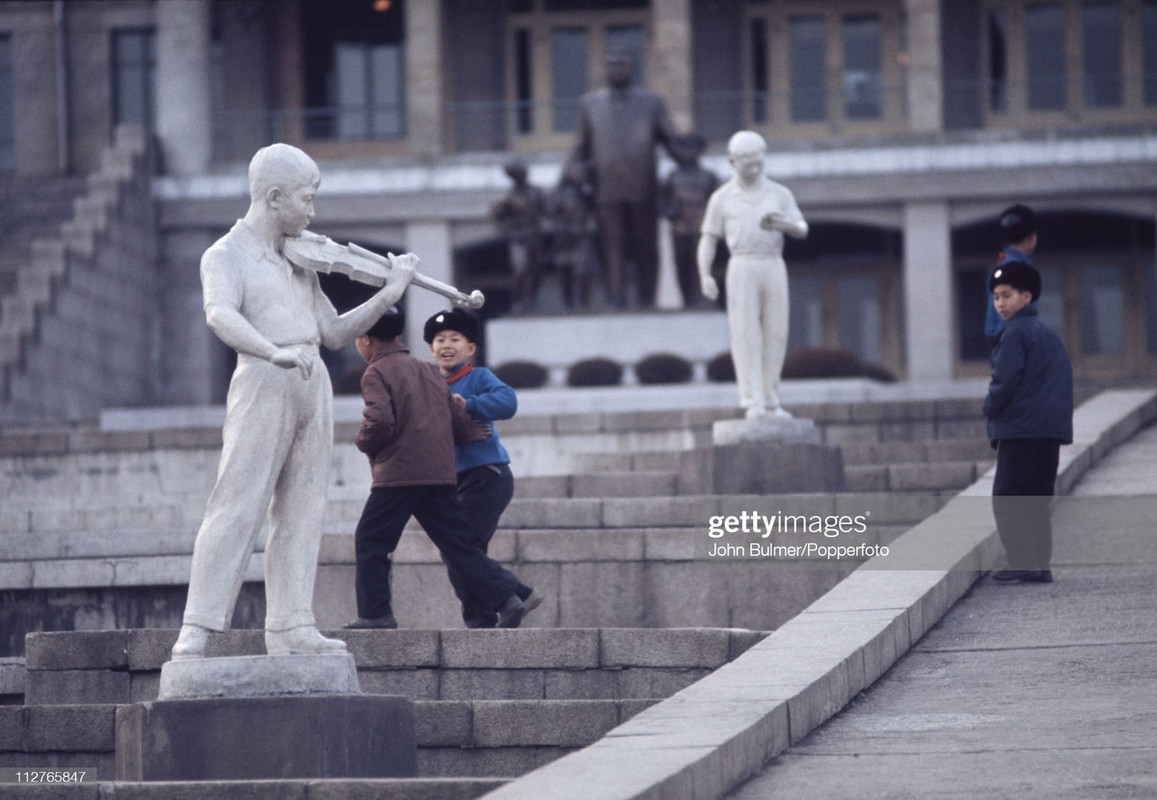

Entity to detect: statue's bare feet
[171,624,209,660]
[265,626,347,656]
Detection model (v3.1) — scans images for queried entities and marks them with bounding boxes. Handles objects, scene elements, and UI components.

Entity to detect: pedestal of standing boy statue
[711,415,844,494]
[698,131,843,493]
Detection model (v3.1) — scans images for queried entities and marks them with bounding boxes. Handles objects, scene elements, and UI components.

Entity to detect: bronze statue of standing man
[573,48,683,309]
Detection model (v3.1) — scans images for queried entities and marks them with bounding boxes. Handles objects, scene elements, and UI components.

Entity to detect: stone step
[2,495,939,576]
[22,628,764,706]
[570,450,683,473]
[516,471,679,498]
[839,438,998,466]
[0,778,506,799]
[1,656,25,703]
[6,627,757,784]
[844,460,994,493]
[0,696,649,784]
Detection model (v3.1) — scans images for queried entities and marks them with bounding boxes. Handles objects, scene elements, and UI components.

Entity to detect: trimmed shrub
[706,351,735,383]
[493,360,550,389]
[567,357,624,387]
[635,353,693,385]
[782,347,896,382]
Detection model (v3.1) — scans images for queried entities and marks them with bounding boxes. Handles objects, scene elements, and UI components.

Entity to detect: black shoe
[993,569,1052,584]
[496,595,528,629]
[992,569,1035,582]
[342,614,398,629]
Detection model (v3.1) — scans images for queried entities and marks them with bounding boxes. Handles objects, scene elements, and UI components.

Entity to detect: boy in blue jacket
[425,308,538,627]
[983,259,1073,584]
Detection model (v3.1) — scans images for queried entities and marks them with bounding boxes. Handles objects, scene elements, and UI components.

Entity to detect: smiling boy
[345,306,539,630]
[424,308,538,628]
[983,259,1073,584]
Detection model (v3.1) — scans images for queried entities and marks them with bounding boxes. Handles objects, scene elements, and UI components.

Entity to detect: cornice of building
[154,132,1157,202]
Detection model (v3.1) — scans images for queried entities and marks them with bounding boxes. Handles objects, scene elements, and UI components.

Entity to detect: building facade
[1,0,1155,416]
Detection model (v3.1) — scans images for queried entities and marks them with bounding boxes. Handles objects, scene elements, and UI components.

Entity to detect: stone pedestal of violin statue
[698,131,843,493]
[118,144,418,781]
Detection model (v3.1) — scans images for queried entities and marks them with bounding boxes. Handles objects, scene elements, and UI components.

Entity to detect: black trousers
[991,438,1061,570]
[449,464,530,627]
[353,484,520,620]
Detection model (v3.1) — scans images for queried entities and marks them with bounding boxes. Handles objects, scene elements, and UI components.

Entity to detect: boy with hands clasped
[425,308,539,628]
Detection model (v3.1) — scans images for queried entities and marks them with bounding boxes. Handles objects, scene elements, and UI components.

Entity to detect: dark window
[0,35,13,171]
[301,0,406,140]
[750,18,769,123]
[1025,4,1066,110]
[1081,2,1122,108]
[112,28,156,129]
[550,27,588,132]
[843,14,882,120]
[1144,0,1157,105]
[514,28,533,133]
[987,6,1007,112]
[789,15,827,122]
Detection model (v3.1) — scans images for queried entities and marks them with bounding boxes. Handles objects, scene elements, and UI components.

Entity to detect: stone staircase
[0,125,157,420]
[1,626,764,797]
[0,397,993,653]
[0,175,87,295]
[0,395,995,795]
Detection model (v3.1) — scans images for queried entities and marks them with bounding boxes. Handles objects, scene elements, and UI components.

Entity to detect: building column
[905,0,943,133]
[903,201,954,381]
[406,1,444,156]
[651,0,694,130]
[403,221,455,356]
[155,0,212,175]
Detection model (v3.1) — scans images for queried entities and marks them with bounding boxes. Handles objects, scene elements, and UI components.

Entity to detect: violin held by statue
[284,231,485,310]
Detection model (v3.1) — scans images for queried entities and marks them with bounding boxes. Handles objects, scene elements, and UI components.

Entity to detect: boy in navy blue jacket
[425,308,538,627]
[983,259,1073,584]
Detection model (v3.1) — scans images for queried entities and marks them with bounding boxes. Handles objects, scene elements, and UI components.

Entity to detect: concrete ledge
[0,778,508,799]
[481,388,1157,800]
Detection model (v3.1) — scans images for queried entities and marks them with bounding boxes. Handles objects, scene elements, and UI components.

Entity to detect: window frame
[982,0,1155,129]
[743,0,909,139]
[110,27,157,132]
[505,3,650,151]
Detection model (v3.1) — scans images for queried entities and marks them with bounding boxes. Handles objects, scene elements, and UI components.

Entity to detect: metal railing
[208,75,1157,163]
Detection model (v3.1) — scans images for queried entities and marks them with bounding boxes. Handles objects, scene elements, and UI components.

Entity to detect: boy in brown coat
[345,306,541,629]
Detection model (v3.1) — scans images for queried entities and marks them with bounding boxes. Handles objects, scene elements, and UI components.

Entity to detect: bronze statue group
[492,49,718,313]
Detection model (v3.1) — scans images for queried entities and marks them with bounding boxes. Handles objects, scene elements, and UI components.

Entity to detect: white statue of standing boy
[698,131,808,419]
[171,143,416,660]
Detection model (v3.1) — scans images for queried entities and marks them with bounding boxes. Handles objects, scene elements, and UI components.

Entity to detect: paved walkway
[728,423,1157,799]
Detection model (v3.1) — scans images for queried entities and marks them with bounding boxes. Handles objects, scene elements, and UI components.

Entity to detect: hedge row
[492,348,896,389]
